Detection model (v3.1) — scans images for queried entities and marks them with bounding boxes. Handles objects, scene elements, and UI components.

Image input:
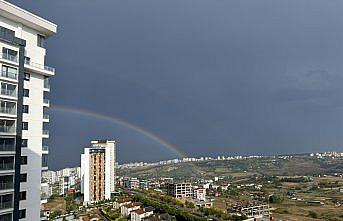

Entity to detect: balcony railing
[1,70,17,80]
[42,146,48,151]
[0,163,14,171]
[43,99,50,105]
[0,213,12,221]
[43,114,49,120]
[44,79,50,90]
[25,59,55,73]
[0,201,13,210]
[0,144,15,152]
[0,126,15,134]
[0,182,13,190]
[43,130,49,136]
[1,53,18,63]
[0,107,16,115]
[0,89,16,98]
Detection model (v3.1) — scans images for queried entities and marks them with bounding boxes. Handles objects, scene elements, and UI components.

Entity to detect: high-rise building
[0,1,57,220]
[81,140,116,204]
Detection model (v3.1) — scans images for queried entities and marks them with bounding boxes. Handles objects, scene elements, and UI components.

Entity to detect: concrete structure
[41,167,81,197]
[193,187,206,201]
[81,140,116,204]
[166,182,192,198]
[0,1,56,220]
[123,177,140,189]
[121,202,142,217]
[131,207,153,221]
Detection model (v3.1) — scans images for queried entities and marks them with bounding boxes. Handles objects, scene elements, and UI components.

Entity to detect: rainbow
[50,105,186,158]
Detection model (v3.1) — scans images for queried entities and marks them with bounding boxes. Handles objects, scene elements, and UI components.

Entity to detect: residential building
[166,182,192,198]
[121,202,142,217]
[81,140,116,204]
[139,180,149,190]
[193,187,206,201]
[123,177,140,189]
[41,167,81,197]
[131,207,153,221]
[0,1,56,220]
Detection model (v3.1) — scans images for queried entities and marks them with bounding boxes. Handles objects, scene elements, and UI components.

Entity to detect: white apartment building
[81,140,116,204]
[0,1,57,220]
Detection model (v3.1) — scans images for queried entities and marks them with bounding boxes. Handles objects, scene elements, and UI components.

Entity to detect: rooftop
[0,0,57,36]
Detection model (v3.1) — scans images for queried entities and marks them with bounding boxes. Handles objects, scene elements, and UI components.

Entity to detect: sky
[7,0,343,170]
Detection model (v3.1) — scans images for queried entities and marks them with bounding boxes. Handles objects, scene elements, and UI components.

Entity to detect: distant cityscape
[38,150,343,220]
[118,151,343,169]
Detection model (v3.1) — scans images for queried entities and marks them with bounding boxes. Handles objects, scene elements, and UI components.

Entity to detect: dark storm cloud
[7,0,343,169]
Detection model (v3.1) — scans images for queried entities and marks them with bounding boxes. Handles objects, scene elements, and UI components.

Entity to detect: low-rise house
[114,198,132,209]
[121,202,142,216]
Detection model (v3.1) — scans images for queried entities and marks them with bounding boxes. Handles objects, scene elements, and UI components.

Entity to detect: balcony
[0,144,15,152]
[0,163,14,171]
[43,114,49,121]
[0,125,15,135]
[43,130,49,138]
[0,201,12,210]
[43,99,50,106]
[0,107,16,116]
[1,53,18,63]
[44,78,50,91]
[42,146,48,152]
[1,70,17,81]
[0,213,12,221]
[0,89,16,98]
[0,182,13,191]
[24,59,55,75]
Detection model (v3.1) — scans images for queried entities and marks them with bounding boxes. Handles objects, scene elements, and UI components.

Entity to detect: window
[1,65,17,79]
[22,105,29,114]
[24,56,30,65]
[20,156,27,165]
[22,122,28,130]
[42,154,48,167]
[20,191,26,200]
[23,89,29,97]
[20,174,27,182]
[2,48,17,62]
[37,34,45,48]
[21,139,28,148]
[24,73,30,81]
[19,209,26,219]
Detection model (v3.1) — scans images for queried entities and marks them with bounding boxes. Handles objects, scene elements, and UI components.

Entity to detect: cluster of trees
[199,207,245,221]
[280,177,311,183]
[133,194,207,221]
[65,194,78,213]
[101,207,121,220]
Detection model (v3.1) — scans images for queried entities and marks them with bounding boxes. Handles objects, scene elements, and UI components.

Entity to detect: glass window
[22,122,28,130]
[21,139,28,148]
[22,105,29,114]
[1,65,17,80]
[19,209,26,219]
[20,191,26,200]
[20,174,27,182]
[20,156,27,165]
[24,73,30,81]
[42,154,48,167]
[24,56,30,65]
[37,34,45,48]
[23,89,29,97]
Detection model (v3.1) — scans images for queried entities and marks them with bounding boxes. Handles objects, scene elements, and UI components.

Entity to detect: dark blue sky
[8,0,343,169]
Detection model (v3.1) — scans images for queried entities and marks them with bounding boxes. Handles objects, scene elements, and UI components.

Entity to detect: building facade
[0,1,56,220]
[166,182,192,199]
[81,140,116,203]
